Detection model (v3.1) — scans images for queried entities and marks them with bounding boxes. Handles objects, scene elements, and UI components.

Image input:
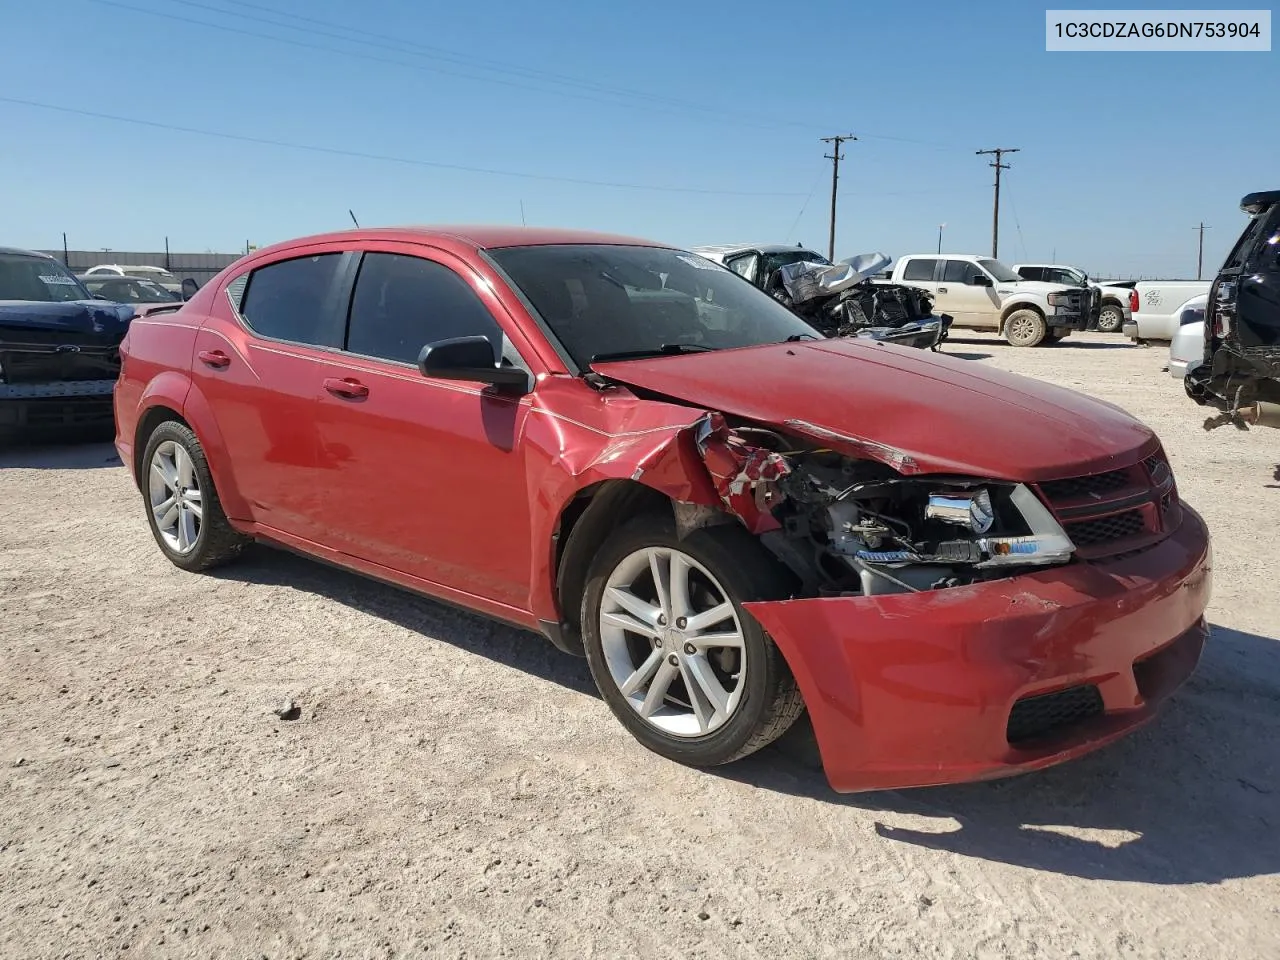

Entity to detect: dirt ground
[2,331,1278,960]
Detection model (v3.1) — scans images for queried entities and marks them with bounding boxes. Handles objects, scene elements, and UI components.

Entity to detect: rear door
[190,248,356,540]
[312,245,535,609]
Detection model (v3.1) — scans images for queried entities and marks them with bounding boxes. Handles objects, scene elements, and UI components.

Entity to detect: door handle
[323,377,369,400]
[938,286,948,293]
[198,349,231,369]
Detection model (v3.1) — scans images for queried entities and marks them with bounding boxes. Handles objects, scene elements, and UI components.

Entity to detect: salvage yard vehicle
[1012,263,1130,333]
[1122,278,1212,342]
[114,226,1212,794]
[82,263,184,294]
[1168,294,1207,380]
[1186,189,1280,429]
[885,254,1091,346]
[80,274,185,317]
[0,246,133,441]
[691,244,949,349]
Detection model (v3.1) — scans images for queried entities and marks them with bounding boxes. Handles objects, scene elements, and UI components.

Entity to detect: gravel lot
[2,331,1278,960]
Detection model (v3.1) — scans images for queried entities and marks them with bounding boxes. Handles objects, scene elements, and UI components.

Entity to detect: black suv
[1186,190,1280,428]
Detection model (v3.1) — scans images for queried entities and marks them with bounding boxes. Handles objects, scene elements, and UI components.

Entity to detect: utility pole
[937,223,946,254]
[976,147,1019,258]
[821,133,857,261]
[1194,222,1211,280]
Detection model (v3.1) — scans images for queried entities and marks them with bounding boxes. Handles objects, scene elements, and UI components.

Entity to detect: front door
[312,248,535,611]
[937,259,1001,328]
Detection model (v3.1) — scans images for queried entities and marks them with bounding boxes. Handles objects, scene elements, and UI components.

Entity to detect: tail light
[1129,289,1139,312]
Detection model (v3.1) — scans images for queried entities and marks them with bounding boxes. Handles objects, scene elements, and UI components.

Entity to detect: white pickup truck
[883,254,1092,347]
[1122,280,1213,342]
[1011,263,1133,333]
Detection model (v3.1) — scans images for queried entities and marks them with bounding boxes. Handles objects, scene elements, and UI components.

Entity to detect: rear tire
[140,420,248,572]
[1097,304,1125,333]
[580,513,805,768]
[1004,309,1048,347]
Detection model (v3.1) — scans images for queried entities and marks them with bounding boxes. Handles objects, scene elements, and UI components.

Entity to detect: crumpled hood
[592,338,1157,481]
[0,300,134,340]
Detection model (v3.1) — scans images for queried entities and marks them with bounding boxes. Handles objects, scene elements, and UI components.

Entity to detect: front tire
[141,420,248,572]
[580,514,805,768]
[1004,308,1048,347]
[1097,303,1125,333]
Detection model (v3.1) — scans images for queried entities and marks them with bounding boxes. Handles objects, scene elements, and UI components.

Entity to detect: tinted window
[240,254,344,347]
[346,253,502,365]
[943,260,983,283]
[977,259,1021,282]
[487,245,819,368]
[902,258,938,281]
[1018,266,1043,281]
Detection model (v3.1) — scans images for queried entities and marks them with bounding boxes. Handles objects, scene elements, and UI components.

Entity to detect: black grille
[1040,468,1130,501]
[1065,509,1145,547]
[1007,685,1104,744]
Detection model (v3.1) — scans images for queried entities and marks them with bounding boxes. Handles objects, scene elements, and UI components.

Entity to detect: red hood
[591,339,1158,481]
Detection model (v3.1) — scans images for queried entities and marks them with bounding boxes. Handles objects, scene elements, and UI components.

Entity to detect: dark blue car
[0,247,134,442]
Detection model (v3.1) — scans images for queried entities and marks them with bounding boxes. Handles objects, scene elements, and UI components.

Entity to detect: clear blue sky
[2,0,1274,277]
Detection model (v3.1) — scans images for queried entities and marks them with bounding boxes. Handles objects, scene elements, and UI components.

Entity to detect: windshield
[0,254,92,302]
[978,258,1022,283]
[487,245,822,367]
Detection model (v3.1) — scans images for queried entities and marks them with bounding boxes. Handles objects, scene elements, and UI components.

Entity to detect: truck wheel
[580,513,805,768]
[1097,304,1125,333]
[1004,309,1048,347]
[141,420,249,572]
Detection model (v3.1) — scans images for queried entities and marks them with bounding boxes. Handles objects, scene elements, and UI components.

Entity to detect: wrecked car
[692,244,950,350]
[113,227,1212,794]
[1186,189,1280,429]
[1,246,134,442]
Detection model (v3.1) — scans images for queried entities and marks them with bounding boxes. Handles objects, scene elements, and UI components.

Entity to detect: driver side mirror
[968,274,993,287]
[181,278,200,300]
[418,335,532,393]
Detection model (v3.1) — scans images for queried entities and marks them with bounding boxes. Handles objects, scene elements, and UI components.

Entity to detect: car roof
[250,226,671,261]
[0,246,56,259]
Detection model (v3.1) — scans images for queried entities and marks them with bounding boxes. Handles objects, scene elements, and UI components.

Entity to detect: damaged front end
[765,253,952,351]
[686,413,1208,793]
[694,413,1076,598]
[1186,189,1280,430]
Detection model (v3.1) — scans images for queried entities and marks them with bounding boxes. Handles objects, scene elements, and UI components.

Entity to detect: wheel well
[133,405,188,489]
[1100,297,1124,311]
[551,480,674,656]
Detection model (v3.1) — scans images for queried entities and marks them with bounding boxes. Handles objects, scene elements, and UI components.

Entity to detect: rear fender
[179,382,253,523]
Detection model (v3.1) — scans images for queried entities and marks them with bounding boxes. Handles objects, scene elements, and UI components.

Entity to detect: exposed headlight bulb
[926,488,995,534]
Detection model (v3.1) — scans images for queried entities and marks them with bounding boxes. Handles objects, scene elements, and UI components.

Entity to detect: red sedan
[113,227,1212,793]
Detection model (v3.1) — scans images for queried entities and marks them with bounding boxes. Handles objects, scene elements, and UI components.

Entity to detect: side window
[724,253,759,284]
[943,260,981,283]
[239,254,345,347]
[902,258,938,281]
[1018,267,1042,281]
[345,253,503,366]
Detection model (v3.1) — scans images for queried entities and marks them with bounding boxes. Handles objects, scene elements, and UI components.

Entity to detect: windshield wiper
[784,333,820,342]
[589,343,718,363]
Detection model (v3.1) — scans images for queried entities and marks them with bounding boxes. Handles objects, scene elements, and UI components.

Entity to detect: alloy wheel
[599,546,747,738]
[148,440,202,554]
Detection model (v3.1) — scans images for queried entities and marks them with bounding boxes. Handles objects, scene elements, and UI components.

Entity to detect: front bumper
[0,381,117,438]
[745,505,1212,793]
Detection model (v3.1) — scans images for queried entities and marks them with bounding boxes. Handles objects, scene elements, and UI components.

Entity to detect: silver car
[1168,294,1208,379]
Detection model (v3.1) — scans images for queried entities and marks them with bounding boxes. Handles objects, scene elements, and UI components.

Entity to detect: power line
[975,147,1019,258]
[0,96,807,197]
[81,0,961,147]
[1003,168,1029,262]
[784,166,827,243]
[821,134,857,260]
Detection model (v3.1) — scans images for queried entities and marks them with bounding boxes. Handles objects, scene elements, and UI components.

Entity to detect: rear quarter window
[902,258,938,281]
